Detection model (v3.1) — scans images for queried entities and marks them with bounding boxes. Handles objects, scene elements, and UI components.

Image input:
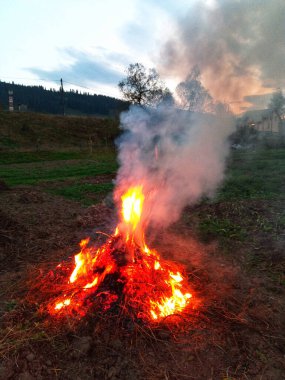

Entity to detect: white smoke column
[115,104,234,228]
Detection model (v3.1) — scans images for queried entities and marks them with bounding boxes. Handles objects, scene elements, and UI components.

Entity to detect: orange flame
[119,186,146,248]
[48,185,195,322]
[121,186,144,229]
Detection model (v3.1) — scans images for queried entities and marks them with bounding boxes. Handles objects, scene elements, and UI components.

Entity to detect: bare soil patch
[0,189,284,379]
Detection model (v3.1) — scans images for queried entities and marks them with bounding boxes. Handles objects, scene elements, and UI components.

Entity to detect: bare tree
[118,63,170,107]
[176,66,214,113]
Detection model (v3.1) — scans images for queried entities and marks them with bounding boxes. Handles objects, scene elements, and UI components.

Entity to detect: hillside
[0,80,128,116]
[0,111,121,151]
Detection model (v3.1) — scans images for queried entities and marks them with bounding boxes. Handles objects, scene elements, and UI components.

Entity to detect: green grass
[0,149,116,165]
[0,161,117,186]
[0,149,117,205]
[1,145,284,213]
[0,151,117,186]
[218,148,285,201]
[192,148,285,259]
[49,182,114,205]
[0,137,19,148]
[198,216,246,242]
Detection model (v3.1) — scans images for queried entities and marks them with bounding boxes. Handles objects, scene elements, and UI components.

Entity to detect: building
[239,109,285,135]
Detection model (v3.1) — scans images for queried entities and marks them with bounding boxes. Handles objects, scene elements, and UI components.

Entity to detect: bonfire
[46,186,194,323]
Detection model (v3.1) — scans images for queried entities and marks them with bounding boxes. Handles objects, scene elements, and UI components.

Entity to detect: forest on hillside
[0,80,128,116]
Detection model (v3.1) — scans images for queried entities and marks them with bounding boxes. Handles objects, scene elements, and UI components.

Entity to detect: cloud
[121,22,153,50]
[28,49,123,87]
[119,0,179,61]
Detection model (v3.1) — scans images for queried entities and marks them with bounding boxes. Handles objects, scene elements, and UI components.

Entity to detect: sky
[0,0,284,114]
[0,0,183,97]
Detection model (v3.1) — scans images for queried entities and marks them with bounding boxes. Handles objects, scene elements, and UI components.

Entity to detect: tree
[268,89,285,118]
[230,124,258,146]
[268,89,285,133]
[118,63,170,107]
[176,65,213,113]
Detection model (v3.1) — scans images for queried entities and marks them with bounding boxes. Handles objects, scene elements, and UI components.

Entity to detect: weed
[198,216,246,242]
[49,182,114,205]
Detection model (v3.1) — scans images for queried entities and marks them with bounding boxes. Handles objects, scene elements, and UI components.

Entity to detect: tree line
[0,81,128,116]
[1,64,283,121]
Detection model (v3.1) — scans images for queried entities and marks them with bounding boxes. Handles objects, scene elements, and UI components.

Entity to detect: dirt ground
[0,186,284,380]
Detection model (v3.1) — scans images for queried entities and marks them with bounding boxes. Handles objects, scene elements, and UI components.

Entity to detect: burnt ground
[0,186,284,380]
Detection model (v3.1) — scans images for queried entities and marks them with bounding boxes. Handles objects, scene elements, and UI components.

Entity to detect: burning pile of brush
[46,186,193,323]
[35,102,234,324]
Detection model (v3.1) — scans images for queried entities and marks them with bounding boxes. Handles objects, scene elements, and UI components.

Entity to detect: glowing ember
[47,186,194,322]
[55,298,71,310]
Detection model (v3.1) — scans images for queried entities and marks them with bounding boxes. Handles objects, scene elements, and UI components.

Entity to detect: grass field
[0,146,284,261]
[219,148,285,201]
[0,141,284,379]
[183,148,285,270]
[1,147,284,190]
[1,146,284,205]
[0,147,284,234]
[0,149,117,204]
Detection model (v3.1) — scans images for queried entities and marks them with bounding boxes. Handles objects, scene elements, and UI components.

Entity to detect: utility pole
[8,90,14,111]
[60,78,65,116]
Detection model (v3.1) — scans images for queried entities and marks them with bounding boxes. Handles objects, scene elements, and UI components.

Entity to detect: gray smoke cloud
[115,104,234,228]
[160,0,285,113]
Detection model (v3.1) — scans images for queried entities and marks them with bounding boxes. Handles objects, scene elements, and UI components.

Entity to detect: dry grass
[1,233,284,379]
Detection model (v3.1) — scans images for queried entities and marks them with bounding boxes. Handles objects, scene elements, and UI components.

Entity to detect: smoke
[115,104,234,228]
[160,0,285,113]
